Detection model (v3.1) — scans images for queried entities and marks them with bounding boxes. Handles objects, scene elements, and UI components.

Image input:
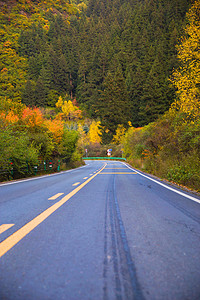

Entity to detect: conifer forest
[0,0,200,191]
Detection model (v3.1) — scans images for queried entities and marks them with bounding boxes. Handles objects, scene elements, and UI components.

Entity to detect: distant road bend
[0,160,200,300]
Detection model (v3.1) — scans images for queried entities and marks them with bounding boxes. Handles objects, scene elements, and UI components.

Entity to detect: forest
[0,0,199,191]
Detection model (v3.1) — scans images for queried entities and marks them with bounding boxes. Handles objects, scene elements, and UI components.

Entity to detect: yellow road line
[104,168,128,169]
[72,182,80,186]
[0,224,15,235]
[83,177,88,179]
[0,163,107,258]
[48,193,64,200]
[99,172,137,174]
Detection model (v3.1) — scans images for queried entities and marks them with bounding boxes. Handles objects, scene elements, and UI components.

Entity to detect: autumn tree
[171,0,200,121]
[62,100,76,120]
[21,107,44,130]
[88,120,102,144]
[77,123,88,146]
[55,95,82,121]
[45,119,64,144]
[112,124,126,145]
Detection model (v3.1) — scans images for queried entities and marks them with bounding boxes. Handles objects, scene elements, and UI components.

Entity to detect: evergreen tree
[34,77,48,107]
[22,80,35,107]
[15,0,192,129]
[97,68,131,143]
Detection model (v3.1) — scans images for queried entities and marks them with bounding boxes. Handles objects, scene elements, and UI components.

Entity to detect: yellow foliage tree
[77,124,89,146]
[88,121,102,144]
[56,96,63,109]
[45,119,64,143]
[112,124,126,144]
[56,96,82,121]
[62,100,76,120]
[171,1,200,120]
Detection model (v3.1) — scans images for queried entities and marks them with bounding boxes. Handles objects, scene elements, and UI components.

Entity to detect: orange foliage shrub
[0,112,6,123]
[22,107,43,127]
[6,111,19,123]
[0,111,19,125]
[45,119,64,143]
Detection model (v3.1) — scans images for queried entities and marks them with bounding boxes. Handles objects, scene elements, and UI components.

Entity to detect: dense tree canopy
[0,0,193,142]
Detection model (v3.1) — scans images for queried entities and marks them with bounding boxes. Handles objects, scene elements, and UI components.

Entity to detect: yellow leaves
[171,0,200,122]
[56,96,63,109]
[128,121,133,128]
[62,100,75,117]
[77,124,89,146]
[77,124,85,136]
[112,124,126,144]
[77,121,102,146]
[88,121,102,144]
[45,119,64,143]
[56,96,82,121]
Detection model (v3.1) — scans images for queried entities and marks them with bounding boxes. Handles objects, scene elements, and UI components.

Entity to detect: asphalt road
[0,160,200,300]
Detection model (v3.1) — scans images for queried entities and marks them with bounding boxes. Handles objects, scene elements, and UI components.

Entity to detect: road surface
[0,160,200,300]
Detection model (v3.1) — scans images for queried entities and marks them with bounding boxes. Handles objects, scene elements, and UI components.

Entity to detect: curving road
[0,160,200,300]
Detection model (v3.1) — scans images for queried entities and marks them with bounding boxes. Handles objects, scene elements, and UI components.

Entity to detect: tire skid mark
[109,183,123,300]
[103,188,109,300]
[113,175,145,300]
[103,179,122,300]
[103,174,145,300]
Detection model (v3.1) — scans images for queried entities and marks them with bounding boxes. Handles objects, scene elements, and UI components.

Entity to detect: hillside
[0,0,192,141]
[1,0,200,191]
[0,0,80,100]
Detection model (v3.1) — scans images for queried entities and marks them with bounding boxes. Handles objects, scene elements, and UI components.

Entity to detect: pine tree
[34,77,48,107]
[97,68,131,143]
[14,0,192,119]
[22,80,35,106]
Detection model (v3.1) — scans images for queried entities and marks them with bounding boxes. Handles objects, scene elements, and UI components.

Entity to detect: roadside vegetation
[0,92,106,180]
[0,0,199,192]
[121,2,200,192]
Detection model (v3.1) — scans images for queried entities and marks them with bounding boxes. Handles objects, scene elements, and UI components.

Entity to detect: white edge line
[124,162,200,205]
[0,165,87,187]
